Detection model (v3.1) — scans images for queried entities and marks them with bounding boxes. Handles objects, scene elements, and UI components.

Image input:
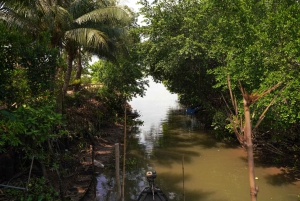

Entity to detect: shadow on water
[96,159,220,201]
[150,149,199,168]
[238,152,300,187]
[264,168,300,186]
[97,105,300,201]
[160,113,242,150]
[156,171,216,201]
[128,168,218,201]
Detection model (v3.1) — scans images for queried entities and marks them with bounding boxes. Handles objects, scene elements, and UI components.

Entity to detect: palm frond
[0,0,37,7]
[0,6,39,33]
[68,0,98,18]
[84,40,117,63]
[96,0,115,7]
[52,5,73,30]
[37,0,52,14]
[75,7,131,25]
[65,28,108,50]
[0,2,4,10]
[80,23,127,38]
[1,0,49,19]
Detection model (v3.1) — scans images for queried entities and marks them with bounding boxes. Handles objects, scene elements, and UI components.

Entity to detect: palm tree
[0,0,133,97]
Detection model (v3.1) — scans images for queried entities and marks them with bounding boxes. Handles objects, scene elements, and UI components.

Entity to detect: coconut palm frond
[96,0,114,7]
[85,40,117,63]
[95,26,127,38]
[72,19,128,40]
[65,28,108,50]
[0,2,5,10]
[52,5,73,30]
[37,0,52,14]
[1,0,36,8]
[0,7,39,32]
[56,0,73,7]
[4,1,40,21]
[0,0,49,32]
[68,0,96,18]
[75,7,131,25]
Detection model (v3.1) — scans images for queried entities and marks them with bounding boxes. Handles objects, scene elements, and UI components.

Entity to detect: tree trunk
[62,51,74,99]
[121,103,127,201]
[243,98,258,201]
[73,49,82,92]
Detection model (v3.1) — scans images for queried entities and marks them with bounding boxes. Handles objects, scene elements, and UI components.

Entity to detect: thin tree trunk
[73,49,82,92]
[62,51,74,99]
[243,98,258,201]
[226,79,281,201]
[121,103,127,201]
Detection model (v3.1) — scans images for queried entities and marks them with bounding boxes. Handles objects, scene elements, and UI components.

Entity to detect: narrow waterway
[96,78,300,201]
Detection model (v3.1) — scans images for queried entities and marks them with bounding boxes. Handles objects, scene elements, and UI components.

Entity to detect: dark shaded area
[120,110,246,200]
[150,149,199,168]
[98,104,300,201]
[238,151,300,188]
[157,171,223,201]
[264,168,300,186]
[114,167,216,201]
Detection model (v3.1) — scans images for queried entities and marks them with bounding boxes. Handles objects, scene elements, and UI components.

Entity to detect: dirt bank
[61,125,125,201]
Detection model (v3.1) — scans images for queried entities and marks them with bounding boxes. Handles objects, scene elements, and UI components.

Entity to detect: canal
[96,78,300,201]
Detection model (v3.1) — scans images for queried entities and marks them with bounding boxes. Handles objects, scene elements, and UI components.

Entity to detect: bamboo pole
[24,156,34,199]
[121,102,127,201]
[91,143,96,199]
[0,184,26,190]
[182,155,185,201]
[26,156,34,191]
[115,143,121,199]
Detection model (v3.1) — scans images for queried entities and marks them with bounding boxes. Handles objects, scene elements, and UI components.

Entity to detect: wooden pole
[91,143,96,199]
[115,143,121,200]
[121,102,127,201]
[243,98,258,201]
[182,155,185,201]
[24,156,35,200]
[26,156,35,191]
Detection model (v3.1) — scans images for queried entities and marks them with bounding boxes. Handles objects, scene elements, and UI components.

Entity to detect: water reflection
[96,80,300,201]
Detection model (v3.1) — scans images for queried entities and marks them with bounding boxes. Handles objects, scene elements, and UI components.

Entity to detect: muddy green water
[96,78,300,201]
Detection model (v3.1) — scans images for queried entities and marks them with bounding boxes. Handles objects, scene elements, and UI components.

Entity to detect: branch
[227,75,236,113]
[253,85,286,131]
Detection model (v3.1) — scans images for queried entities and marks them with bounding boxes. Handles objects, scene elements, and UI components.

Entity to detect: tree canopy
[1,0,300,198]
[137,0,300,160]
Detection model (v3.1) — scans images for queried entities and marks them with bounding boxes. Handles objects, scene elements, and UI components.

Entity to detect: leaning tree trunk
[243,98,258,201]
[73,49,82,92]
[62,51,74,99]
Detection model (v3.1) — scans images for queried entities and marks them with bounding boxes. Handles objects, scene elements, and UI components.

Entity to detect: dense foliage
[138,0,300,166]
[0,23,63,154]
[0,24,58,107]
[138,0,220,106]
[1,0,300,198]
[90,56,148,101]
[0,0,145,199]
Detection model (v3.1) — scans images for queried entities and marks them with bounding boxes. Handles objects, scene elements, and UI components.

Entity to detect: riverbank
[47,124,125,201]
